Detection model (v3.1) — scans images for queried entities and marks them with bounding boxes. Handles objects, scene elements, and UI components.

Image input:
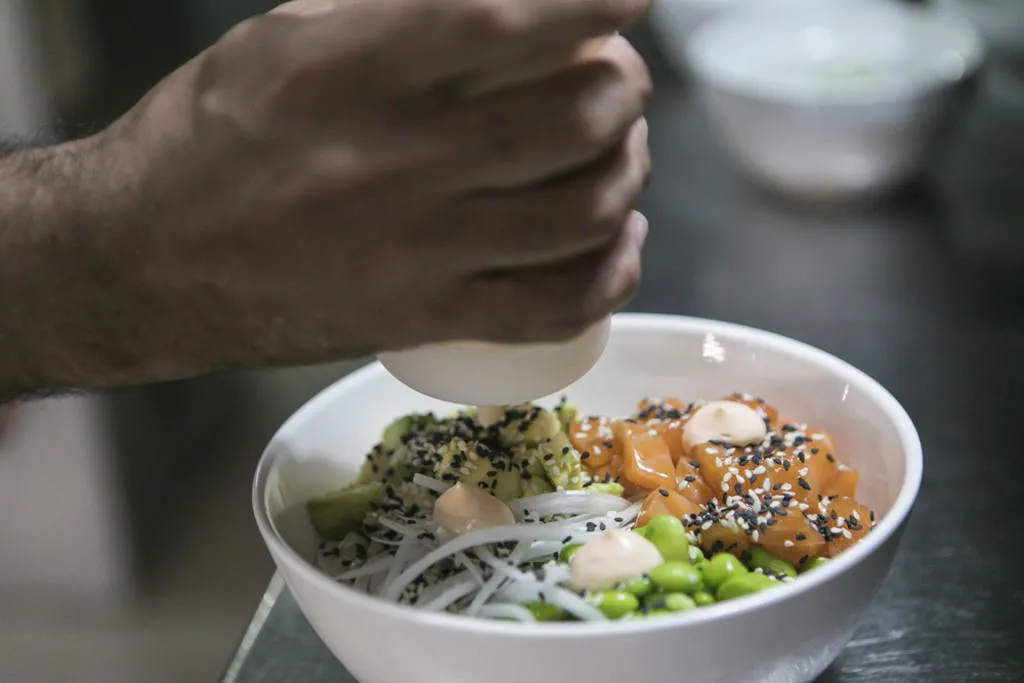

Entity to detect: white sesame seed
[784,540,795,547]
[799,467,809,477]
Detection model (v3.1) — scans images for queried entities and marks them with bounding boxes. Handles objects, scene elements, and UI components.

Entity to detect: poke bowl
[253,314,922,683]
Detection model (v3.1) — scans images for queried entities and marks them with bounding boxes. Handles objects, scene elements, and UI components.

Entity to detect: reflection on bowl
[683,0,985,202]
[253,313,922,683]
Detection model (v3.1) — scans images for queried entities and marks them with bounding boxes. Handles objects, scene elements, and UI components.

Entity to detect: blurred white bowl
[649,0,744,74]
[254,313,923,683]
[683,0,985,201]
[935,0,1024,69]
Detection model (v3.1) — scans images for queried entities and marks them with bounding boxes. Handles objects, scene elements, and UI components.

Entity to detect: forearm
[0,122,206,401]
[0,136,129,399]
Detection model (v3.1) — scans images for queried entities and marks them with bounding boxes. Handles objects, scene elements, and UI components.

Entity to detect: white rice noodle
[380,524,602,602]
[477,603,537,623]
[377,517,427,536]
[496,582,607,622]
[413,473,451,494]
[421,578,479,612]
[508,491,631,521]
[455,552,485,585]
[336,553,396,581]
[464,543,526,617]
[381,534,425,592]
[474,547,534,585]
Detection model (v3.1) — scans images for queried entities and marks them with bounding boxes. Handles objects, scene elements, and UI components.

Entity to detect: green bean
[649,561,703,594]
[716,573,779,602]
[747,546,798,579]
[688,545,707,566]
[560,544,582,563]
[701,553,748,590]
[802,556,831,573]
[624,576,653,598]
[524,602,567,622]
[590,590,640,619]
[646,514,691,562]
[692,590,716,607]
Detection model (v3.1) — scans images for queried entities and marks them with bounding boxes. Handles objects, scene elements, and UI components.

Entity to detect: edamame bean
[692,590,716,607]
[524,602,567,622]
[590,590,640,619]
[649,561,703,594]
[560,544,582,563]
[716,573,779,602]
[747,546,798,579]
[701,553,748,590]
[662,593,697,612]
[643,592,697,613]
[624,576,653,598]
[688,545,707,566]
[647,514,691,562]
[802,556,830,573]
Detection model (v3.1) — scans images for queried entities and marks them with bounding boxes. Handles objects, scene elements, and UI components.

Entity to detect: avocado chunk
[381,413,437,451]
[555,401,580,435]
[588,481,625,497]
[307,482,385,541]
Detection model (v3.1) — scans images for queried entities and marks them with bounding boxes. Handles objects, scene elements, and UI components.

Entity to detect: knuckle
[457,0,522,42]
[563,95,618,153]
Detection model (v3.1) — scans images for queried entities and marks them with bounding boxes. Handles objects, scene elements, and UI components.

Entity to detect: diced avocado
[354,445,389,485]
[539,432,584,490]
[491,468,522,501]
[555,402,580,435]
[588,481,625,497]
[524,477,556,496]
[306,482,385,541]
[432,440,524,502]
[381,413,437,451]
[500,408,561,447]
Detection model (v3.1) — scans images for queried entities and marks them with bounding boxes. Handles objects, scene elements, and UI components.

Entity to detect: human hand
[90,0,652,378]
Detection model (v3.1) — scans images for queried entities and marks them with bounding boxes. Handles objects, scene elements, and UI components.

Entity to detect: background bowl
[648,0,744,76]
[254,314,923,683]
[683,0,985,202]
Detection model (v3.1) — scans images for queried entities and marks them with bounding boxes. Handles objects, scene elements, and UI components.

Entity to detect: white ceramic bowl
[935,0,1024,71]
[683,0,985,201]
[254,314,922,683]
[649,0,744,74]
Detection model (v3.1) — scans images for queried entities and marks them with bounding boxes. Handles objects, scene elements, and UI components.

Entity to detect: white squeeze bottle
[379,36,615,412]
[377,317,610,410]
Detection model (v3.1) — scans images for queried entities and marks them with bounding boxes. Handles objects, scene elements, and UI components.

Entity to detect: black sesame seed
[797,477,811,490]
[581,452,591,460]
[795,533,806,541]
[826,454,836,463]
[783,461,791,472]
[659,488,670,497]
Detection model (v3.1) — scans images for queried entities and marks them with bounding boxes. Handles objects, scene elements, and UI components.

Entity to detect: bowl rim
[683,0,987,106]
[253,313,923,639]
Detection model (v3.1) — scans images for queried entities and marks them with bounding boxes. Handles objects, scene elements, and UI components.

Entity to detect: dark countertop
[220,25,1024,683]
